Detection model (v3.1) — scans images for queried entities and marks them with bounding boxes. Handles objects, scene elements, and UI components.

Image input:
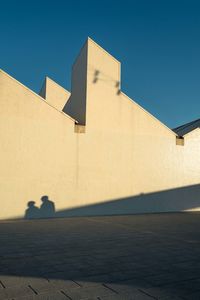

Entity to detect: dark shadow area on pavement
[1,213,200,299]
[0,185,200,299]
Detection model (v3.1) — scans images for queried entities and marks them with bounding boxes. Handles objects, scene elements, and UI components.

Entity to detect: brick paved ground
[0,213,200,299]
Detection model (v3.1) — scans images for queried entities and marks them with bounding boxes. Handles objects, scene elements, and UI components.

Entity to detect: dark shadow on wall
[56,184,200,218]
[24,195,55,219]
[23,185,200,220]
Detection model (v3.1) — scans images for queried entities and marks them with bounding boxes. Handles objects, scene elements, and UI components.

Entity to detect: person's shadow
[40,195,55,218]
[24,201,40,219]
[24,196,56,219]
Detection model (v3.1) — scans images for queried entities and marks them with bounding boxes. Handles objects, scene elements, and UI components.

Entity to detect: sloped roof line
[173,118,200,136]
[121,92,177,137]
[0,69,76,123]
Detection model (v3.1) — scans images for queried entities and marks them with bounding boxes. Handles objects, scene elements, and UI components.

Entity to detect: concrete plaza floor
[0,213,200,300]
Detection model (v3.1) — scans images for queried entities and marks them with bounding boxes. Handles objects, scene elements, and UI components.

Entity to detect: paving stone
[62,285,116,299]
[0,285,34,299]
[0,275,48,288]
[100,295,135,300]
[112,284,146,296]
[101,290,155,299]
[13,290,69,299]
[143,273,185,287]
[139,287,183,299]
[48,278,80,289]
[158,297,184,300]
[75,275,113,287]
[24,277,80,295]
[105,279,152,293]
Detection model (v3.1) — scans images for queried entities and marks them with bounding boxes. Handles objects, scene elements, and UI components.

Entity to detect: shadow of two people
[25,195,55,219]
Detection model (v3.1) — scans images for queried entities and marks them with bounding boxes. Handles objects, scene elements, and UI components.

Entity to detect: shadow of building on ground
[0,211,200,298]
[1,184,198,298]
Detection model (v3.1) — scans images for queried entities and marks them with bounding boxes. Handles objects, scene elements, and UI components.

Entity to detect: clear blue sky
[1,0,199,128]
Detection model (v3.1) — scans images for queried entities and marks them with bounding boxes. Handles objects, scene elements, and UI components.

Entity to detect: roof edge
[0,69,76,123]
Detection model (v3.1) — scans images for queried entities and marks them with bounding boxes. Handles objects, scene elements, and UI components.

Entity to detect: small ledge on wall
[176,136,184,146]
[74,123,86,133]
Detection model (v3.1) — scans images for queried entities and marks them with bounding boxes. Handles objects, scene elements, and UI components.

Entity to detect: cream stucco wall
[39,77,71,111]
[0,38,199,220]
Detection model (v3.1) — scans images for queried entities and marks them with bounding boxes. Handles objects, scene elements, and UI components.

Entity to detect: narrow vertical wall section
[62,40,88,125]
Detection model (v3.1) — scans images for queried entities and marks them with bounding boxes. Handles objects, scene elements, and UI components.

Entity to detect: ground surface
[0,213,200,300]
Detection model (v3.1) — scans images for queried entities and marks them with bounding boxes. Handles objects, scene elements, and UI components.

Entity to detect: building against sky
[0,38,200,220]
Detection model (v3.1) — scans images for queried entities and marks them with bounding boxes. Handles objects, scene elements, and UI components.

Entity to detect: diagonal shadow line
[55,184,200,218]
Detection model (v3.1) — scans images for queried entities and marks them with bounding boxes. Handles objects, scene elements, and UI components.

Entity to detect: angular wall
[39,77,71,111]
[0,38,200,220]
[0,71,77,219]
